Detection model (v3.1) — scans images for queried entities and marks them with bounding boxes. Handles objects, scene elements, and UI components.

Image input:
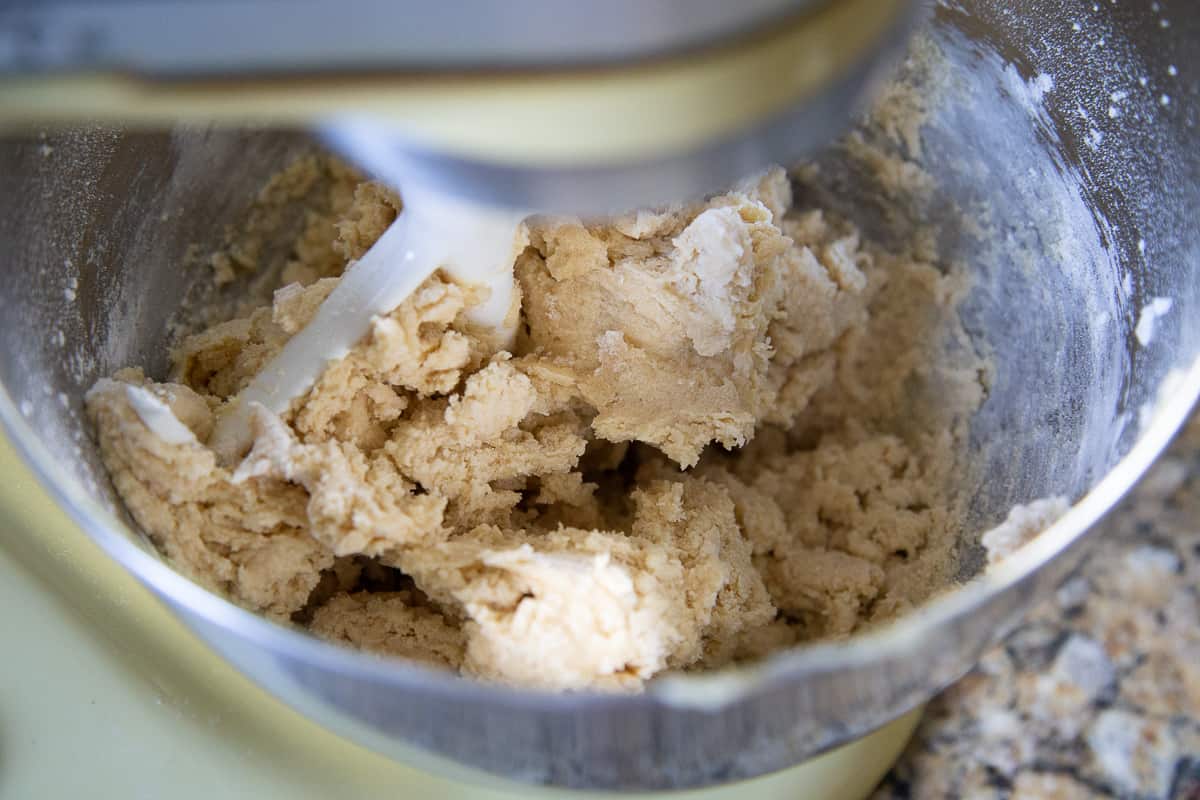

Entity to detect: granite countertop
[875,413,1200,800]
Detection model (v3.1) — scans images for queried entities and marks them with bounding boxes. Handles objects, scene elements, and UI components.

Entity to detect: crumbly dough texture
[981,496,1070,566]
[87,160,983,691]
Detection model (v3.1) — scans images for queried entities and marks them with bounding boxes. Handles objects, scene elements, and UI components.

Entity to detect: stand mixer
[0,0,914,212]
[2,0,919,465]
[1,0,1198,795]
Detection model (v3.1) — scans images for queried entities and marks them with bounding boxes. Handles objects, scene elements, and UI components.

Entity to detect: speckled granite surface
[875,413,1200,800]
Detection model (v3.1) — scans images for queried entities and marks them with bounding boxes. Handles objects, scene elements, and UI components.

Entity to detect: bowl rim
[2,352,1198,712]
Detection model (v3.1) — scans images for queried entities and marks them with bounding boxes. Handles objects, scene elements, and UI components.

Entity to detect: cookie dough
[87,162,983,691]
[981,497,1071,565]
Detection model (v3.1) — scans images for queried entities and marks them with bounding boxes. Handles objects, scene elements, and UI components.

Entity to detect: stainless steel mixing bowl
[1,0,1198,791]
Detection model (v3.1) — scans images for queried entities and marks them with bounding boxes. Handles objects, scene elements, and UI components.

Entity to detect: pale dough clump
[87,161,983,691]
[981,497,1070,566]
[518,170,866,467]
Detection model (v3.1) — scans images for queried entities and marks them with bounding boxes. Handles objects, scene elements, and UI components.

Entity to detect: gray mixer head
[0,0,918,214]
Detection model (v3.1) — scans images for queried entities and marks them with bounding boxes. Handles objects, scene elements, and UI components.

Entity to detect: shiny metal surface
[1,0,1198,791]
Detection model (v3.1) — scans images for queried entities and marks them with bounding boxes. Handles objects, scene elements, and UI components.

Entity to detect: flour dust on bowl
[0,0,1198,791]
